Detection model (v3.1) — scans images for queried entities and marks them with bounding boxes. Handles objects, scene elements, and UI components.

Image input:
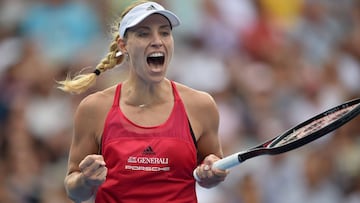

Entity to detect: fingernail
[204,165,210,171]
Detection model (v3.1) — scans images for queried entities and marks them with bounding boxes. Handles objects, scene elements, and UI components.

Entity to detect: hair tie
[93,69,101,76]
[116,51,123,57]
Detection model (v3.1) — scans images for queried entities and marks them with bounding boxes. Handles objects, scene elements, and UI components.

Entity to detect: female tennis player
[59,1,228,202]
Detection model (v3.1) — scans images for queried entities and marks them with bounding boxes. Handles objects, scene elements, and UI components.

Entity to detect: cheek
[167,51,173,63]
[127,46,145,64]
[167,40,174,61]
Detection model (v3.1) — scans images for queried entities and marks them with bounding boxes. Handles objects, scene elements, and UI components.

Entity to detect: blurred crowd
[0,0,359,203]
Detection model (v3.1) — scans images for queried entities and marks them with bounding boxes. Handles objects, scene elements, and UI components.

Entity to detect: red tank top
[95,81,198,203]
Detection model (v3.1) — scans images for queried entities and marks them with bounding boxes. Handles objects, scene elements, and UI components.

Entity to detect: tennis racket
[194,98,360,179]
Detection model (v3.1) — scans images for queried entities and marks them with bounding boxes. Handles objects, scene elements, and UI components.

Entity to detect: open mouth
[147,52,165,66]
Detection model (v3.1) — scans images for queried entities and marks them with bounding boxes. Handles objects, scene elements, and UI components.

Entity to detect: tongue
[148,62,162,73]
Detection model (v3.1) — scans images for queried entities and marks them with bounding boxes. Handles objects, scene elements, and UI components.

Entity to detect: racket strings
[273,104,359,147]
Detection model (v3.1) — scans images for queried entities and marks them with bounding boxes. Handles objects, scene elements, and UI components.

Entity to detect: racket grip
[213,153,241,170]
[193,153,241,182]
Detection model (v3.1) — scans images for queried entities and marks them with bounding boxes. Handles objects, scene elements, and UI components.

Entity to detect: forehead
[134,14,171,28]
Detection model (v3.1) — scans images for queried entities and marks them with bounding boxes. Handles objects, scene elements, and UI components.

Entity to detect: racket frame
[203,98,360,171]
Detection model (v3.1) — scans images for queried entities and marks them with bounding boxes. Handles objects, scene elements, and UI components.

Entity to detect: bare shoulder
[76,86,117,115]
[74,85,117,132]
[174,82,217,111]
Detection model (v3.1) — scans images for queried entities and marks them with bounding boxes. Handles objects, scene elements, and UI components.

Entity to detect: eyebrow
[130,24,172,32]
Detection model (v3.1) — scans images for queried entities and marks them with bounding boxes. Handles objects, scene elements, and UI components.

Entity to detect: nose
[150,33,163,48]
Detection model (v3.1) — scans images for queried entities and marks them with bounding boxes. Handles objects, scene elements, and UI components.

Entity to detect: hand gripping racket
[194,98,360,180]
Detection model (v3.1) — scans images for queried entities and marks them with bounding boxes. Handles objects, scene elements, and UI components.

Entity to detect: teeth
[149,52,164,57]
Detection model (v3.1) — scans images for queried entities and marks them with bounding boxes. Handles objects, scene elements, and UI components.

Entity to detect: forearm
[64,172,96,202]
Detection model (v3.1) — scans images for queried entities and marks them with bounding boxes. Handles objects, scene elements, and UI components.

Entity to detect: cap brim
[127,10,180,30]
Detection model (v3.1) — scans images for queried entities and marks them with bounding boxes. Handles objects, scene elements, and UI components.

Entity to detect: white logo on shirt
[126,156,170,172]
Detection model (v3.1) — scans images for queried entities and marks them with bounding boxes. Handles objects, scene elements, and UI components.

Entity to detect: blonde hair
[57,0,150,94]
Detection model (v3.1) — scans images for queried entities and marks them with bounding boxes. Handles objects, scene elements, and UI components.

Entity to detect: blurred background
[0,0,359,202]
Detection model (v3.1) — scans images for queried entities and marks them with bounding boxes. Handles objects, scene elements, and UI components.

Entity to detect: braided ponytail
[57,34,125,94]
[58,0,150,94]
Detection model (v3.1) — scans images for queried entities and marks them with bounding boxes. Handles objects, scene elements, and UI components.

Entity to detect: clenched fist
[79,154,108,187]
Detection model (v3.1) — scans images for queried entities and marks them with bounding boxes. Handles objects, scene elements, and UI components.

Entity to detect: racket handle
[193,153,241,182]
[213,153,241,170]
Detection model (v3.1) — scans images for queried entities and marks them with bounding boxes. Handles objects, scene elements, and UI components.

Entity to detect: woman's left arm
[190,91,229,188]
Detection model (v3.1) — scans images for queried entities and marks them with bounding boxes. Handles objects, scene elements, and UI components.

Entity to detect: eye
[137,31,149,37]
[160,28,171,37]
[160,31,170,37]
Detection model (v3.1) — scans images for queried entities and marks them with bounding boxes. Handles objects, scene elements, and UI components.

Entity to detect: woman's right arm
[64,94,108,202]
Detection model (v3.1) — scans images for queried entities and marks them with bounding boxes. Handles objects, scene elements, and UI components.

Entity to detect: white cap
[119,2,180,38]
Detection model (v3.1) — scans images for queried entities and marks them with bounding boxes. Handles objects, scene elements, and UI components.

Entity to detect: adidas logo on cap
[147,5,157,11]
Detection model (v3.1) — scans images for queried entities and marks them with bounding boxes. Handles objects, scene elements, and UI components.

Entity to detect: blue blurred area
[19,1,102,63]
[0,0,359,203]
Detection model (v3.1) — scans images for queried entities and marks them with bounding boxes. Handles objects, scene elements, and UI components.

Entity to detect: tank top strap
[112,83,122,107]
[170,80,197,149]
[170,80,180,102]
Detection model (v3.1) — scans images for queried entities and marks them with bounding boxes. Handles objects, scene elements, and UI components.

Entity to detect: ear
[117,38,127,53]
[116,38,127,64]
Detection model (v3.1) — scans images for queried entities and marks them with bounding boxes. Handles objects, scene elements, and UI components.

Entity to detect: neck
[122,79,171,108]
